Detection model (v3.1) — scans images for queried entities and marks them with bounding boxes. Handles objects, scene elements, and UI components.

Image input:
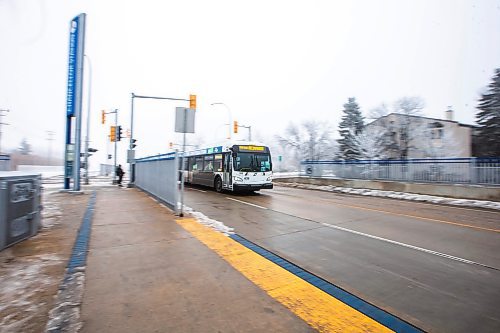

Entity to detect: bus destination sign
[238,145,266,152]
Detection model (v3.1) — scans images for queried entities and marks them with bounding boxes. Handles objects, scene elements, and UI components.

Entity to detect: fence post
[470,157,477,184]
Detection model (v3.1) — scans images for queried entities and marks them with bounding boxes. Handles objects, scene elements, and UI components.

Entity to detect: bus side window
[204,155,214,171]
[214,154,223,172]
[195,156,203,171]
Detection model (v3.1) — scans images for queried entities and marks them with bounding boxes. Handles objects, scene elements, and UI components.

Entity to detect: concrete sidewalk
[80,187,314,332]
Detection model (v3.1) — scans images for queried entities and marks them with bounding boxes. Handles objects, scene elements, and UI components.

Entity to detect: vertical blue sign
[64,13,86,189]
[66,16,80,117]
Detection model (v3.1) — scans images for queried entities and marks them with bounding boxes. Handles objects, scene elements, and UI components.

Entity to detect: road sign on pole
[174,106,196,217]
[175,107,195,133]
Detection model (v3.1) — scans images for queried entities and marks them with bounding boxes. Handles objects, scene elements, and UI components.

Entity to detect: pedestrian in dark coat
[116,164,125,186]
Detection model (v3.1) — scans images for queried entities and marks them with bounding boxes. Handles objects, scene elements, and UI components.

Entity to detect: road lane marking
[274,184,500,214]
[176,218,399,333]
[230,197,500,271]
[323,200,500,233]
[271,190,500,233]
[226,197,268,210]
[319,222,500,271]
[188,188,207,193]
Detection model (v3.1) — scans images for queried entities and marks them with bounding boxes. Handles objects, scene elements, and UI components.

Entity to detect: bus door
[223,153,232,188]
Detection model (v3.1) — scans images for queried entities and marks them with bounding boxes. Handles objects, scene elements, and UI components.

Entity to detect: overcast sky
[1,0,499,164]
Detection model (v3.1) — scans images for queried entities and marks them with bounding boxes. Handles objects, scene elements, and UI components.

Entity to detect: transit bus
[182,141,273,192]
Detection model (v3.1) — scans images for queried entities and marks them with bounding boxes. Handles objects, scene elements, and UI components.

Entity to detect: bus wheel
[214,177,223,193]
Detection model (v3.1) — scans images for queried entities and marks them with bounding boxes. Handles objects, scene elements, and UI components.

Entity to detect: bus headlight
[267,176,273,181]
[234,176,243,182]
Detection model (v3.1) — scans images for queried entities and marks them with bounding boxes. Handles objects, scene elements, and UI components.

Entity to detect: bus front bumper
[233,183,273,191]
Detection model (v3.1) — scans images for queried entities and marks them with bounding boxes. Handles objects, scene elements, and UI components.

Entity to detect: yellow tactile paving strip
[176,218,393,333]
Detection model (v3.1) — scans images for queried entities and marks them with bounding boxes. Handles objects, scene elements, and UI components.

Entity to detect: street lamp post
[84,55,92,185]
[210,102,232,140]
[239,124,252,141]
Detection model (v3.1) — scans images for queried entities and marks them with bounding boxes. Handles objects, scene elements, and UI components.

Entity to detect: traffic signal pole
[104,109,119,184]
[129,93,135,186]
[113,109,118,184]
[128,93,191,187]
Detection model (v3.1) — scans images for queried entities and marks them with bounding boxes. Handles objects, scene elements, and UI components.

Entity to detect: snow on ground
[0,183,67,333]
[41,194,63,229]
[0,254,64,333]
[273,171,300,178]
[45,271,86,333]
[182,206,234,235]
[279,182,500,210]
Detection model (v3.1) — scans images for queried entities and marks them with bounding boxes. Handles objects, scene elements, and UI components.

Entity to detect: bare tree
[365,96,426,159]
[392,97,425,159]
[276,120,336,168]
[356,126,388,159]
[393,96,425,116]
[366,103,390,121]
[18,138,32,155]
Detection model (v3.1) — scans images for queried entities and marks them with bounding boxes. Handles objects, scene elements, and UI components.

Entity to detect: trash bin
[0,172,42,251]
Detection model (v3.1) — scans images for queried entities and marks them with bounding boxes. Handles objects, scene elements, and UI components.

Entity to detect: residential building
[364,110,476,159]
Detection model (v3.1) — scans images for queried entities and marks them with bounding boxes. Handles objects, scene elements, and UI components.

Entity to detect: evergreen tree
[18,138,32,155]
[476,68,500,157]
[337,97,364,159]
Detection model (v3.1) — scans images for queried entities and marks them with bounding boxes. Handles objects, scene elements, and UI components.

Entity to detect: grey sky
[1,0,499,163]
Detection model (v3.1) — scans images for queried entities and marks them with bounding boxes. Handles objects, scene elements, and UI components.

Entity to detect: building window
[429,122,444,139]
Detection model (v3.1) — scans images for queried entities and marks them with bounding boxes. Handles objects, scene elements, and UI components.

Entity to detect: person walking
[116,164,125,186]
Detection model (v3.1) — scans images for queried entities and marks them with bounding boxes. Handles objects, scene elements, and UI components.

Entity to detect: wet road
[184,185,500,333]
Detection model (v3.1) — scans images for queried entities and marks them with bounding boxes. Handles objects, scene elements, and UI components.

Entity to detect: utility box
[0,172,42,251]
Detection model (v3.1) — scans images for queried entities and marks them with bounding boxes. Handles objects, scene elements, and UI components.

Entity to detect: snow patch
[0,254,64,332]
[45,271,85,333]
[183,206,234,235]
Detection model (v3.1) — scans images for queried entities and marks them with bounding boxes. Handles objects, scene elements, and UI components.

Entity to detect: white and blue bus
[182,141,273,192]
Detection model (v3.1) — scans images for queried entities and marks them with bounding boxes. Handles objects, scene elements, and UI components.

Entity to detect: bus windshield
[234,152,272,172]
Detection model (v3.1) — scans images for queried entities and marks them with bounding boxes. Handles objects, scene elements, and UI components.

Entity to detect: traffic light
[101,110,106,124]
[131,139,137,149]
[85,148,98,157]
[117,126,123,141]
[233,121,238,134]
[110,126,116,142]
[189,94,196,110]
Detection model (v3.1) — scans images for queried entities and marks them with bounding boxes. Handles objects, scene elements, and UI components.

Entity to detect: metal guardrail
[301,158,500,185]
[135,152,179,212]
